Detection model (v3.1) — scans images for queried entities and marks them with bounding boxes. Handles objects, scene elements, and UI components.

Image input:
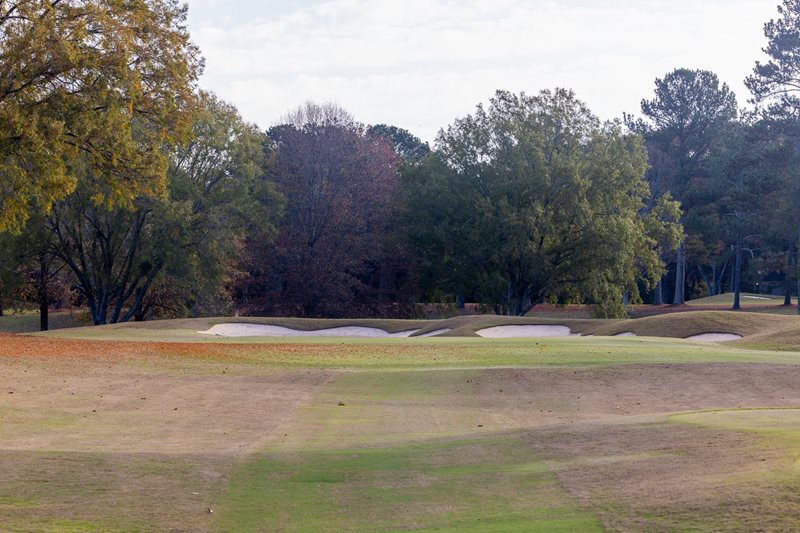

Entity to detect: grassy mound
[686,293,796,307]
[411,315,616,337]
[731,320,800,351]
[38,314,621,341]
[593,311,798,339]
[28,310,800,346]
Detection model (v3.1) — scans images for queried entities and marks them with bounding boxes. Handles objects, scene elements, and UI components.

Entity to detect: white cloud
[186,0,777,142]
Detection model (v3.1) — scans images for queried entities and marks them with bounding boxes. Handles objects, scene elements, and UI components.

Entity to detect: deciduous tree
[48,92,276,324]
[0,0,201,232]
[402,89,678,317]
[263,103,400,316]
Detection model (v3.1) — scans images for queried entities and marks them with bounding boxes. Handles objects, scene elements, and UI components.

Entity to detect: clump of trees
[617,0,800,312]
[400,89,680,317]
[44,91,278,325]
[4,0,800,325]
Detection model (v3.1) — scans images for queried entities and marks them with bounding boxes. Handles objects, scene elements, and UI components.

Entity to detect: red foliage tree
[260,103,400,316]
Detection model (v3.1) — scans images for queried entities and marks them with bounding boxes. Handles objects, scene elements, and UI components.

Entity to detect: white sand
[416,328,452,338]
[615,332,637,337]
[476,325,575,338]
[743,296,771,300]
[686,333,742,342]
[199,324,418,338]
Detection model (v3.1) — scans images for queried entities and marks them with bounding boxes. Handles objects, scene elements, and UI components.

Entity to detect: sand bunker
[686,333,742,342]
[415,328,452,338]
[199,324,418,338]
[743,295,771,300]
[615,332,637,337]
[476,325,576,338]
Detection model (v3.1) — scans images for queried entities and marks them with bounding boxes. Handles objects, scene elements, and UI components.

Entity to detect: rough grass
[0,311,90,334]
[0,449,230,532]
[7,322,800,530]
[686,293,796,307]
[412,314,616,337]
[213,363,800,531]
[593,310,799,338]
[9,333,800,369]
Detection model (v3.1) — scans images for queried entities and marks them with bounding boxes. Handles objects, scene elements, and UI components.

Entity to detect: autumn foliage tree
[0,0,201,232]
[260,103,400,316]
[48,92,275,325]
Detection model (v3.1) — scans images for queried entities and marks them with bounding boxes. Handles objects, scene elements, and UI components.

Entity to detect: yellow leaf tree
[0,0,202,232]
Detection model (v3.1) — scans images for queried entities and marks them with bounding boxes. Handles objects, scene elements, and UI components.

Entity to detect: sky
[185,0,778,143]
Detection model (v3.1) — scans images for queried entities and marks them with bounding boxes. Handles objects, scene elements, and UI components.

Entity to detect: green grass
[211,362,800,531]
[11,319,800,530]
[673,408,800,442]
[215,436,602,533]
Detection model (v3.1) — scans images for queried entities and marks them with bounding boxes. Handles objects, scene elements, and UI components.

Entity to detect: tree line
[2,0,800,327]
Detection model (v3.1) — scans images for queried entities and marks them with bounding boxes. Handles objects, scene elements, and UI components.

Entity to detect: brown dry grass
[527,421,800,531]
[592,310,799,338]
[279,364,800,452]
[4,331,800,530]
[0,338,336,531]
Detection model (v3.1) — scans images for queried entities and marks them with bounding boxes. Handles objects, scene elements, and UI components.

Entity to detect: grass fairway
[4,321,800,530]
[218,438,601,532]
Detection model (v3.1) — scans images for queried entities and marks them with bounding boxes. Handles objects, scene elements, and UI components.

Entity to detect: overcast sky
[185,0,778,142]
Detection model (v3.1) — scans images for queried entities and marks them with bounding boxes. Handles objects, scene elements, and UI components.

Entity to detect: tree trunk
[38,255,49,332]
[673,244,685,305]
[711,264,719,296]
[89,295,108,325]
[785,246,793,307]
[39,296,49,332]
[714,259,729,297]
[653,278,663,305]
[732,238,742,311]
